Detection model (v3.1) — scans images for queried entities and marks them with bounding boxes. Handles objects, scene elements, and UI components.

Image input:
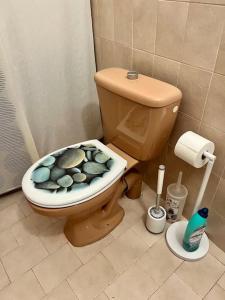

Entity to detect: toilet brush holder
[146,165,166,234]
[146,206,166,234]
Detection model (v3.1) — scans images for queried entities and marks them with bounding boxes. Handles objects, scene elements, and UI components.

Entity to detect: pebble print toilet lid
[22,140,127,208]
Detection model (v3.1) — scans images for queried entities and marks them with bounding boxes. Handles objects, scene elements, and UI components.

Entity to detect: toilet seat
[22,140,127,208]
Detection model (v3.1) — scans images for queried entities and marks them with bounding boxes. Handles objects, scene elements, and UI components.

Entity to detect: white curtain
[0,0,102,193]
[0,0,102,156]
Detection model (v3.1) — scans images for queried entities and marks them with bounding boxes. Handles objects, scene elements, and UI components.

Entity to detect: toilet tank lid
[94,68,182,108]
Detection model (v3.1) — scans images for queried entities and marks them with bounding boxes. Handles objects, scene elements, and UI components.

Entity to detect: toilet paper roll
[174,131,215,168]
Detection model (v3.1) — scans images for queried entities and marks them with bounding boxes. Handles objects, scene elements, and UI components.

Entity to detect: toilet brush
[146,165,166,234]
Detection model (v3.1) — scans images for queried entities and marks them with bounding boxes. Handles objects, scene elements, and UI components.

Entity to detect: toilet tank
[94,68,182,161]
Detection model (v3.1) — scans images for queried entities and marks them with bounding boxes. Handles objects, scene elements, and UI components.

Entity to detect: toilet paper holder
[166,131,216,261]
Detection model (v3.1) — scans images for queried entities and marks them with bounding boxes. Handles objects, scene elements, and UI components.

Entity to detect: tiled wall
[91,0,225,251]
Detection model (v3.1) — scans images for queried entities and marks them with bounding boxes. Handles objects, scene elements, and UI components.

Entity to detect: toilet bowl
[22,68,182,246]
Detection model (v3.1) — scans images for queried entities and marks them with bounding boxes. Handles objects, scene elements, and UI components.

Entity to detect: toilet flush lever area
[127,70,139,80]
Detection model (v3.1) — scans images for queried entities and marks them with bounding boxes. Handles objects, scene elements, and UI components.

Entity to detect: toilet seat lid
[22,140,127,208]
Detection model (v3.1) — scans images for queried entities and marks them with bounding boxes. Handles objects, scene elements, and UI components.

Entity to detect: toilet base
[64,201,124,247]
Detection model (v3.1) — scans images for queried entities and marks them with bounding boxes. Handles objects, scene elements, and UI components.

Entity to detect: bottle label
[188,225,206,250]
[165,195,180,222]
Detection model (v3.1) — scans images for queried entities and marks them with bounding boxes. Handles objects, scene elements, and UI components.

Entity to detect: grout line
[159,0,225,7]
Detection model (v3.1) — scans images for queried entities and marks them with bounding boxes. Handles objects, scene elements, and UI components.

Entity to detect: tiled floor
[0,184,225,300]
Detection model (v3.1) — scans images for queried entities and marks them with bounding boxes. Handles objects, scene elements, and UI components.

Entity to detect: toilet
[22,68,182,246]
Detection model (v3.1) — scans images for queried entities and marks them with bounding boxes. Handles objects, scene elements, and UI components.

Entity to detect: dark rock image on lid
[31,144,114,193]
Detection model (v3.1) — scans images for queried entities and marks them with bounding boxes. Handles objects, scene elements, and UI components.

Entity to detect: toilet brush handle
[156,165,165,210]
[157,165,165,195]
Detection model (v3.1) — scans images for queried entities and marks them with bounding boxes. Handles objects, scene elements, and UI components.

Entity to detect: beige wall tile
[102,228,148,274]
[68,253,116,300]
[203,74,225,132]
[176,253,225,297]
[114,0,132,47]
[43,281,77,300]
[169,112,200,148]
[132,49,153,77]
[0,270,44,300]
[33,244,81,293]
[151,274,201,300]
[91,0,100,37]
[2,238,48,281]
[215,28,225,75]
[207,210,225,252]
[156,1,189,61]
[182,4,225,70]
[152,55,181,86]
[99,38,115,69]
[199,125,225,177]
[205,284,225,300]
[70,233,113,264]
[105,263,157,300]
[114,43,132,69]
[212,178,225,218]
[137,239,182,285]
[133,0,157,53]
[0,229,18,257]
[184,169,220,217]
[98,0,114,40]
[178,64,212,120]
[0,204,24,233]
[0,261,9,290]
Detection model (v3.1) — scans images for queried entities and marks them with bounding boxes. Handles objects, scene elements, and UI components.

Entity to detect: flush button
[127,71,138,80]
[173,105,179,113]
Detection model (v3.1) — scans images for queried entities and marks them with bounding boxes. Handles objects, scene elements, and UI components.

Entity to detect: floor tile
[68,253,116,300]
[150,273,201,300]
[0,191,23,212]
[0,229,18,257]
[218,272,225,289]
[102,228,149,274]
[26,213,56,233]
[205,284,225,300]
[176,253,225,297]
[131,218,163,247]
[0,260,9,290]
[209,240,225,265]
[105,263,157,300]
[94,292,109,300]
[19,198,33,217]
[110,209,140,238]
[0,204,24,233]
[42,281,78,300]
[71,233,114,264]
[33,244,81,293]
[137,238,182,286]
[0,270,44,300]
[39,220,67,254]
[2,237,48,281]
[11,217,39,245]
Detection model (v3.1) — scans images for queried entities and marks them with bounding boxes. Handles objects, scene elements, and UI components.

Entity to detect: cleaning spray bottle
[165,172,188,223]
[183,208,208,252]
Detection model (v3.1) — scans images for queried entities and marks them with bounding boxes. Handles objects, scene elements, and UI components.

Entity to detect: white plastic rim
[166,221,209,261]
[146,206,166,234]
[22,140,127,208]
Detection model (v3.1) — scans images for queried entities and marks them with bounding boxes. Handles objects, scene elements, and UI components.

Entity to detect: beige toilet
[22,68,182,247]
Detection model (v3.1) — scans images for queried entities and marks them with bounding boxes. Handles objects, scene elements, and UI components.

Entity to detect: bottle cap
[198,208,208,218]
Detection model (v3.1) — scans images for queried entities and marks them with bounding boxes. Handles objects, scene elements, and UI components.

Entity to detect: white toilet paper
[174,131,215,168]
